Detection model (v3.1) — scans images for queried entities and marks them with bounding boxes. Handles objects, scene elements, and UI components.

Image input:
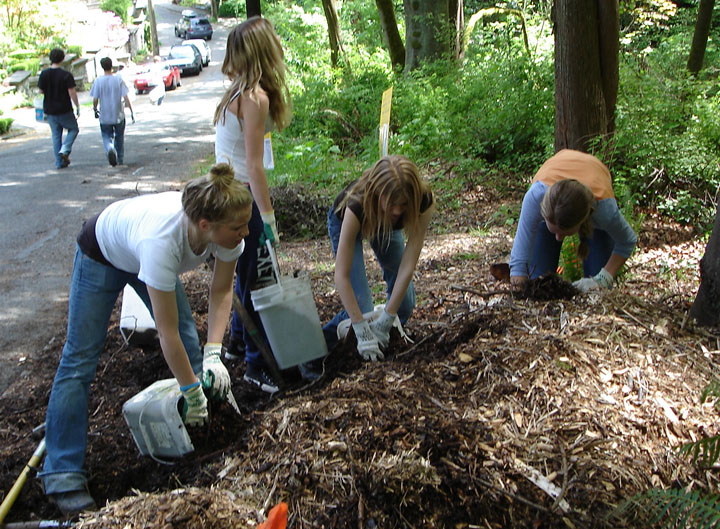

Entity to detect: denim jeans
[529,220,615,279]
[46,112,79,168]
[230,201,270,369]
[40,246,202,494]
[322,207,415,350]
[100,119,126,164]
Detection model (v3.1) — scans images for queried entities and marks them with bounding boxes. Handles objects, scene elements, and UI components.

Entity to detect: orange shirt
[532,149,614,200]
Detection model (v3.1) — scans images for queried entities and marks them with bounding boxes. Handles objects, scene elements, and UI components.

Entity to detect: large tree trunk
[687,0,715,74]
[147,0,159,56]
[322,0,341,68]
[691,203,720,326]
[448,0,464,59]
[403,0,451,72]
[375,0,405,70]
[553,0,618,153]
[246,0,260,18]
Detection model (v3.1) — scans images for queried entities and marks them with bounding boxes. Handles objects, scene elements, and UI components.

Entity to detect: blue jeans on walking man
[47,112,79,168]
[100,119,126,164]
[322,207,416,350]
[39,246,203,495]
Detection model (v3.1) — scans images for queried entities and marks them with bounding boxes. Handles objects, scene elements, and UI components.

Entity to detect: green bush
[218,0,243,17]
[0,118,14,135]
[8,58,41,75]
[100,0,132,23]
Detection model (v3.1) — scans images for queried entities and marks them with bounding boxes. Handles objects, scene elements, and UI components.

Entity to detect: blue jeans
[47,112,79,168]
[529,220,615,279]
[322,207,415,350]
[230,201,270,369]
[40,246,202,494]
[100,120,126,164]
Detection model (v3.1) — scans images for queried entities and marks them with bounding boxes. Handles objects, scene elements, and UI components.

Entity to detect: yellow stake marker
[379,86,393,157]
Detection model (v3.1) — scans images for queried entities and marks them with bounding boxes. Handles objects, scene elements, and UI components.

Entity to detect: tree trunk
[553,0,618,153]
[210,0,217,20]
[147,0,159,56]
[448,0,464,59]
[322,0,341,68]
[246,0,261,18]
[403,0,451,72]
[691,203,720,326]
[687,0,715,74]
[375,0,405,70]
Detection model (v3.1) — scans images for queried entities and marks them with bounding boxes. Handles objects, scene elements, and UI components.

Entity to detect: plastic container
[33,96,45,122]
[122,378,194,462]
[120,285,158,346]
[251,273,328,369]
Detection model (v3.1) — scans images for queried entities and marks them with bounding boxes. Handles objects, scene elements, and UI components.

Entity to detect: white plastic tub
[251,274,328,369]
[122,378,194,462]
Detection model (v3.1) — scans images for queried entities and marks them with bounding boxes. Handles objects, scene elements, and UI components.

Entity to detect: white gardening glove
[370,309,396,350]
[572,268,614,293]
[180,382,208,427]
[352,320,384,362]
[201,343,231,400]
[260,210,279,246]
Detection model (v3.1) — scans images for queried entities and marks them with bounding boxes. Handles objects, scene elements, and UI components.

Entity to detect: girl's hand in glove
[370,309,396,350]
[181,382,208,427]
[202,343,231,400]
[572,268,614,292]
[352,320,384,362]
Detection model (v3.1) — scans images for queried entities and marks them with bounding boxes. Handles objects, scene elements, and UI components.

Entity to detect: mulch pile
[1,189,719,528]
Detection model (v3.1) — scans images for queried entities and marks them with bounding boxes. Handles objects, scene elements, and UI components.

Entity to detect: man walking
[37,48,80,169]
[90,57,134,166]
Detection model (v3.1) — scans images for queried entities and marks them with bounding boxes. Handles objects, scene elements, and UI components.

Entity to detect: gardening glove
[353,320,384,362]
[370,308,396,350]
[130,111,135,124]
[572,268,614,293]
[75,107,80,117]
[202,343,231,400]
[260,211,279,246]
[93,108,99,119]
[180,382,208,427]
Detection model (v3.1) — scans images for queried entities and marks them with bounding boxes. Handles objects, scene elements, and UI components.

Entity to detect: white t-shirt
[96,192,244,291]
[90,74,128,124]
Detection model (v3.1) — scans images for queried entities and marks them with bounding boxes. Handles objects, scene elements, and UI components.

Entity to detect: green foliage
[0,117,14,134]
[617,488,720,529]
[679,435,720,469]
[7,58,40,75]
[100,0,132,23]
[558,236,583,282]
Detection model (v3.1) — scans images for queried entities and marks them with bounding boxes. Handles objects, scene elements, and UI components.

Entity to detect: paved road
[0,2,235,396]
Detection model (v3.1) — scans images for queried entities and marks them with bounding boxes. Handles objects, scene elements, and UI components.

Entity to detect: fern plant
[613,379,720,528]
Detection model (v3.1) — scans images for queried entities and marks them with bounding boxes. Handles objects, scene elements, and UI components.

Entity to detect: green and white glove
[202,343,231,400]
[260,211,279,246]
[572,268,614,292]
[180,382,208,427]
[353,320,384,362]
[369,309,396,350]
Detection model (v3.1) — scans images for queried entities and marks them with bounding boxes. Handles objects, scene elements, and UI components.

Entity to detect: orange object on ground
[258,502,288,529]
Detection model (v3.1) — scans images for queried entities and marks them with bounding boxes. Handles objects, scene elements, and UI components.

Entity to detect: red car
[133,62,181,94]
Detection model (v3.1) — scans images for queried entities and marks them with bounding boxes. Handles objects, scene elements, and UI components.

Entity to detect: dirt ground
[1,174,718,529]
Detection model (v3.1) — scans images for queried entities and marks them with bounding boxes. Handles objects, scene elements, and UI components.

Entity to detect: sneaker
[108,147,117,167]
[49,489,97,516]
[59,152,70,168]
[298,357,325,381]
[243,364,279,393]
[224,335,244,361]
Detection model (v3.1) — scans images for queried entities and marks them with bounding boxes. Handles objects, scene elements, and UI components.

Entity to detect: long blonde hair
[182,163,253,224]
[541,179,595,259]
[213,16,292,131]
[338,155,429,244]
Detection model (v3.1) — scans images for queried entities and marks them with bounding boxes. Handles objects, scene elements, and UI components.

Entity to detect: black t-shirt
[37,67,76,115]
[331,180,434,230]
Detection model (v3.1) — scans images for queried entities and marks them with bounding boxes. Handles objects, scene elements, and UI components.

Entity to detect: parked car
[182,39,211,67]
[167,44,203,76]
[133,62,181,94]
[174,10,213,40]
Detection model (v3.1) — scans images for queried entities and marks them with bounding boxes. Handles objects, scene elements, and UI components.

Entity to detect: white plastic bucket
[33,96,46,122]
[120,285,158,346]
[251,274,328,369]
[122,378,194,462]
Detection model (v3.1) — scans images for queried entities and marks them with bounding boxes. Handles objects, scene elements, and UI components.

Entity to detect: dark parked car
[167,44,203,76]
[174,10,213,40]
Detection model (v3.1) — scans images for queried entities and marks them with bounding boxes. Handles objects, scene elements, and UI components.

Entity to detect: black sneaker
[225,335,244,361]
[298,357,325,381]
[49,489,97,516]
[108,147,117,167]
[243,364,279,393]
[59,152,70,168]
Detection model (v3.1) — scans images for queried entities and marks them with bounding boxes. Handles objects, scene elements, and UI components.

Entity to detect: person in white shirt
[90,57,134,166]
[39,163,252,516]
